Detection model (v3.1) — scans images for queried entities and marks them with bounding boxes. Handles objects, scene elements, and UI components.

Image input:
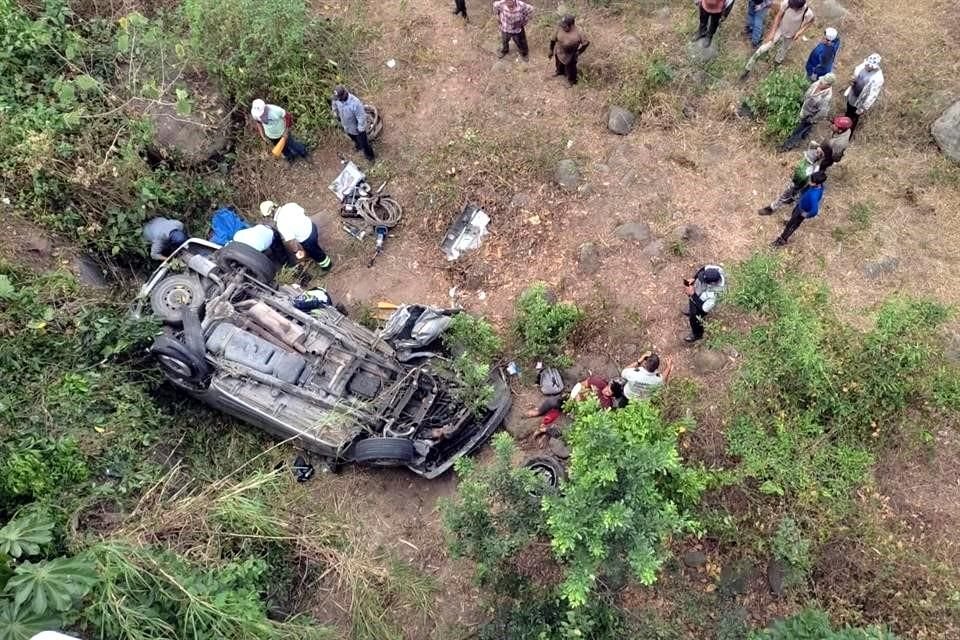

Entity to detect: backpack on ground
[210,207,249,246]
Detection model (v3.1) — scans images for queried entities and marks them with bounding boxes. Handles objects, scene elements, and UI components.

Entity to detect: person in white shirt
[233,223,287,264]
[259,201,332,270]
[621,352,673,400]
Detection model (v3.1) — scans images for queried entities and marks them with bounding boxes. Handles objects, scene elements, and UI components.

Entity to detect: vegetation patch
[743,70,808,144]
[513,283,583,368]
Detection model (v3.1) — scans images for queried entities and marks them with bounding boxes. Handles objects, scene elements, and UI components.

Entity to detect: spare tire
[150,335,209,388]
[149,274,206,324]
[351,437,415,466]
[523,455,566,491]
[216,241,278,284]
[364,104,383,140]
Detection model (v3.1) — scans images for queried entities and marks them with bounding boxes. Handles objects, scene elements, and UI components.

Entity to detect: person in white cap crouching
[844,53,884,133]
[250,99,310,163]
[259,201,332,270]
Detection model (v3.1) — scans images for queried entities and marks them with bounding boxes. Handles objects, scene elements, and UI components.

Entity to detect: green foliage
[0,437,89,505]
[752,608,899,639]
[770,517,811,587]
[544,401,707,607]
[744,69,809,143]
[444,313,503,363]
[722,254,957,511]
[616,53,674,114]
[451,355,495,418]
[6,555,98,616]
[0,514,55,560]
[0,600,61,640]
[478,592,627,640]
[182,0,360,134]
[513,283,583,367]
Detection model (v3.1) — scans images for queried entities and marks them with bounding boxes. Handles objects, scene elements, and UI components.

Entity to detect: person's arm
[284,239,306,261]
[150,235,166,261]
[549,31,557,58]
[354,100,368,133]
[253,121,267,143]
[578,34,590,55]
[859,72,884,112]
[661,358,674,381]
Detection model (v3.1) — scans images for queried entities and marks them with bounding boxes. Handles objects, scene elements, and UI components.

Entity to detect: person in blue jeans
[805,27,840,81]
[773,172,826,246]
[745,0,773,47]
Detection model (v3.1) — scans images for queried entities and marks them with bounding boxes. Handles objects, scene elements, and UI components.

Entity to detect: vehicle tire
[216,241,278,284]
[149,274,206,324]
[523,455,566,491]
[151,335,209,388]
[364,104,383,140]
[351,437,415,465]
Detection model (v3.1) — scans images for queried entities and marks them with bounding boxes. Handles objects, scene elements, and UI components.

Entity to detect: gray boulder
[613,221,652,243]
[673,224,705,244]
[504,416,539,440]
[932,100,960,162]
[72,255,109,289]
[692,349,727,374]
[548,438,570,459]
[577,242,600,275]
[682,550,708,568]
[608,106,636,135]
[555,159,581,191]
[686,38,719,64]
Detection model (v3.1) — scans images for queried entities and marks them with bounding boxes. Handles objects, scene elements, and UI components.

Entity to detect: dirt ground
[221,0,960,636]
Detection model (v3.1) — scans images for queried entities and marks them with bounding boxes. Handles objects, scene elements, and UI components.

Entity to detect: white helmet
[259,200,277,217]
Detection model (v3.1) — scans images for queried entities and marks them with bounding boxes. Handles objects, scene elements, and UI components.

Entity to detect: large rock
[72,255,109,288]
[718,560,755,597]
[817,0,849,22]
[692,349,727,374]
[613,221,652,243]
[932,100,960,162]
[555,159,581,191]
[683,550,708,568]
[642,239,665,259]
[504,415,539,439]
[686,38,719,65]
[767,558,786,597]
[577,242,600,275]
[548,438,570,459]
[608,106,636,135]
[862,256,899,279]
[673,224,705,244]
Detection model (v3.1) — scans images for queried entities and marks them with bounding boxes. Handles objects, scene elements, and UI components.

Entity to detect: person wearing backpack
[757,142,823,215]
[250,99,309,163]
[682,265,726,343]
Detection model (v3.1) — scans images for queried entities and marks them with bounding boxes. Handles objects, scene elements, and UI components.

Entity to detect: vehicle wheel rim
[527,462,558,487]
[158,354,193,379]
[159,284,194,312]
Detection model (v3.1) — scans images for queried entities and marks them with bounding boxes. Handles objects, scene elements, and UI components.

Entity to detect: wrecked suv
[134,239,511,478]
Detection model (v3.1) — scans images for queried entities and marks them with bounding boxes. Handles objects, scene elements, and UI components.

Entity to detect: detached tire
[216,241,278,284]
[149,274,206,324]
[351,437,415,466]
[523,455,566,491]
[364,104,383,140]
[151,335,209,389]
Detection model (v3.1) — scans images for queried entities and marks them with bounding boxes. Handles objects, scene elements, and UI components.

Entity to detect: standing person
[757,143,823,215]
[819,115,853,170]
[621,352,673,401]
[740,0,815,79]
[493,0,534,60]
[549,15,589,86]
[453,0,468,21]
[844,53,884,132]
[692,0,728,48]
[744,0,773,47]
[142,217,187,261]
[250,99,309,163]
[682,265,726,343]
[805,27,840,81]
[259,201,332,271]
[331,86,376,163]
[780,73,835,151]
[772,171,827,246]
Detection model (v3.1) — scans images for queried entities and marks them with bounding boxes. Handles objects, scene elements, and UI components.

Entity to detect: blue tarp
[210,207,249,245]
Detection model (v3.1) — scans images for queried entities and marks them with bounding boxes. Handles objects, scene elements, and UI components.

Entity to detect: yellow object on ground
[271,137,287,158]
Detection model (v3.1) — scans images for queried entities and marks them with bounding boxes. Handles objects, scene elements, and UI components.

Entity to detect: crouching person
[259,200,332,271]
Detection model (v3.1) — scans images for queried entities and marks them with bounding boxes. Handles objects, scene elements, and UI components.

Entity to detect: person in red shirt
[693,0,728,48]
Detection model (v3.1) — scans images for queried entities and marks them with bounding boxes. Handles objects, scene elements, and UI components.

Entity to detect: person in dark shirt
[452,0,468,21]
[549,15,590,86]
[805,27,840,81]
[773,171,827,246]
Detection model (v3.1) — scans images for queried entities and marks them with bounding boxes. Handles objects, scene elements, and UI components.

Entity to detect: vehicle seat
[206,323,306,384]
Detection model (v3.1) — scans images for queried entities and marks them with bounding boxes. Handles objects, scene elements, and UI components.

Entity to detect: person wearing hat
[758,142,823,215]
[805,27,840,81]
[772,171,827,246]
[250,99,309,163]
[682,265,726,343]
[331,86,375,163]
[820,115,853,170]
[549,15,590,86]
[142,216,187,261]
[844,53,884,132]
[780,73,835,151]
[259,201,332,270]
[740,0,815,79]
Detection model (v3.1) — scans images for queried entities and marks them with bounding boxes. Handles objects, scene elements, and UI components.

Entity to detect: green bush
[770,516,811,587]
[513,283,582,367]
[752,608,898,639]
[451,355,495,417]
[744,69,808,143]
[444,313,503,363]
[615,53,674,115]
[182,0,360,134]
[721,254,957,511]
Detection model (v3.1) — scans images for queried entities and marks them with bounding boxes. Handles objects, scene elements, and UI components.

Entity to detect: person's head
[817,73,836,90]
[865,53,882,71]
[333,86,349,102]
[259,200,278,218]
[787,0,806,9]
[504,0,517,7]
[804,142,823,163]
[809,171,827,186]
[832,115,853,133]
[603,380,624,399]
[167,229,188,253]
[560,14,575,31]
[641,353,660,373]
[823,27,838,44]
[250,99,267,123]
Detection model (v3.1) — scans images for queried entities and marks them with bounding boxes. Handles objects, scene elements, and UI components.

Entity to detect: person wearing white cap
[844,53,884,132]
[805,27,840,81]
[259,201,332,270]
[780,73,835,151]
[740,0,815,79]
[250,99,309,163]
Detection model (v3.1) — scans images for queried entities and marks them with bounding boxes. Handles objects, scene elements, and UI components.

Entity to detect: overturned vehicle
[134,239,511,478]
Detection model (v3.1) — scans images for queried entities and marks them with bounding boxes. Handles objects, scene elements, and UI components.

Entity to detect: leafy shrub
[444,313,503,363]
[721,254,957,511]
[743,69,808,143]
[752,608,898,639]
[0,437,89,506]
[513,283,582,367]
[451,355,495,417]
[544,400,708,607]
[615,53,674,114]
[182,0,360,134]
[770,517,811,587]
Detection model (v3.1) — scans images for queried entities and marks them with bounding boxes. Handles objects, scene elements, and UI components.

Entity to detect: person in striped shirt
[493,0,534,59]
